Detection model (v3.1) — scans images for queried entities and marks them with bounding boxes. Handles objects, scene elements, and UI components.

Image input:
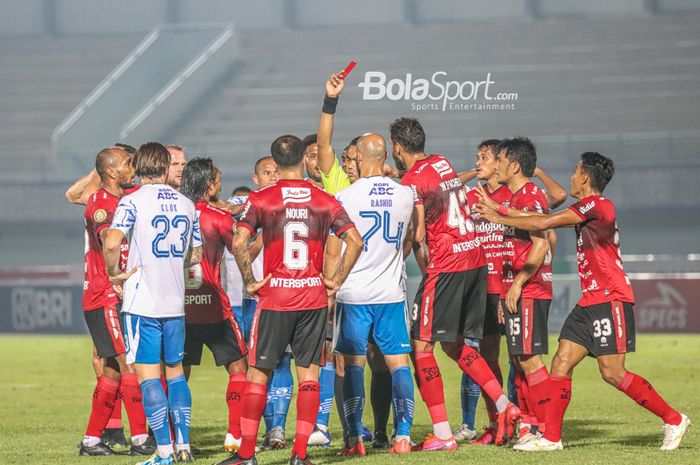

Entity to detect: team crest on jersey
[282,187,311,204]
[93,209,107,223]
[431,160,453,178]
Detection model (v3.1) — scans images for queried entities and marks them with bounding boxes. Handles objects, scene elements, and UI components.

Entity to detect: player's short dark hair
[302,134,317,151]
[271,135,304,167]
[389,117,425,154]
[580,152,614,192]
[133,142,170,179]
[499,137,536,177]
[232,185,251,196]
[114,143,136,155]
[181,157,217,202]
[478,139,501,156]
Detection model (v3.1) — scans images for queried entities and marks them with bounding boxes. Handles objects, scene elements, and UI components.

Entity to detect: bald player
[328,133,417,455]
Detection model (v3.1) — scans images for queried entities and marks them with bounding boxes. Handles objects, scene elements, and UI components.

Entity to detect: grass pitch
[0,334,696,465]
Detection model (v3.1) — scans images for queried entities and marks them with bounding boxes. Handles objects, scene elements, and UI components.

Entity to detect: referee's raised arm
[317,70,345,176]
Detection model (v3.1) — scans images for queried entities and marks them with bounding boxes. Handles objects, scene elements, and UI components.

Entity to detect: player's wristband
[498,205,509,216]
[323,95,338,114]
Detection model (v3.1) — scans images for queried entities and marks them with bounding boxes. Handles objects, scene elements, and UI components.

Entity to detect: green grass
[0,334,697,465]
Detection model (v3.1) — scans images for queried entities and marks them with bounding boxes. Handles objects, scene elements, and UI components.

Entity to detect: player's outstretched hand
[324,276,341,297]
[325,71,345,98]
[246,273,272,297]
[109,267,138,298]
[505,282,522,314]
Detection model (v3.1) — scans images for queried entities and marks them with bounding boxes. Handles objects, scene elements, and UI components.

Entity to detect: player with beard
[79,147,152,456]
[477,152,690,451]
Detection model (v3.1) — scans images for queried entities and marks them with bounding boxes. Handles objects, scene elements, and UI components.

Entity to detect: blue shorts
[334,302,411,356]
[239,299,258,343]
[124,314,186,365]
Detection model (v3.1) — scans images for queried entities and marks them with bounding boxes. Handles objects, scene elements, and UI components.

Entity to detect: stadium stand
[0,12,699,264]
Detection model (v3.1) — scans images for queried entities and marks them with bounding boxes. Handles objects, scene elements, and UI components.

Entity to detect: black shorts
[505,298,550,355]
[84,305,126,358]
[482,294,504,337]
[249,308,327,370]
[184,316,247,366]
[411,266,487,343]
[559,301,636,357]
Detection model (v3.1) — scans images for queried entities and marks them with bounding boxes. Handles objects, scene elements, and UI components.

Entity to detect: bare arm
[324,234,343,279]
[66,169,101,205]
[458,169,477,185]
[484,206,583,232]
[317,71,345,175]
[185,245,203,267]
[248,233,264,262]
[232,226,270,296]
[413,240,429,275]
[534,167,568,209]
[324,227,363,296]
[103,228,136,297]
[474,183,581,230]
[504,230,549,313]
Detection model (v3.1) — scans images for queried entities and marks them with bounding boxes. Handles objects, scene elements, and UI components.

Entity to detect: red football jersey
[83,188,123,311]
[402,155,485,274]
[467,185,512,295]
[185,200,235,324]
[569,196,634,306]
[237,179,355,311]
[502,182,552,300]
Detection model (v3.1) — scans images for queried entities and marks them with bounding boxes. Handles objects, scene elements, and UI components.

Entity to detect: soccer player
[476,152,691,451]
[390,117,520,450]
[104,142,203,465]
[237,156,294,450]
[487,138,553,445]
[328,132,417,455]
[79,147,151,456]
[452,139,512,444]
[165,145,187,190]
[179,159,249,453]
[218,134,363,465]
[459,156,567,441]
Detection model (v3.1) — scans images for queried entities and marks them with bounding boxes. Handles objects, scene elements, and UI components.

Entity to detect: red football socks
[105,394,122,429]
[293,381,320,460]
[514,371,534,424]
[484,360,503,423]
[617,371,682,426]
[120,372,148,436]
[238,381,267,459]
[543,375,571,442]
[85,376,120,438]
[456,345,505,407]
[526,366,551,432]
[227,372,247,437]
[414,350,448,424]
